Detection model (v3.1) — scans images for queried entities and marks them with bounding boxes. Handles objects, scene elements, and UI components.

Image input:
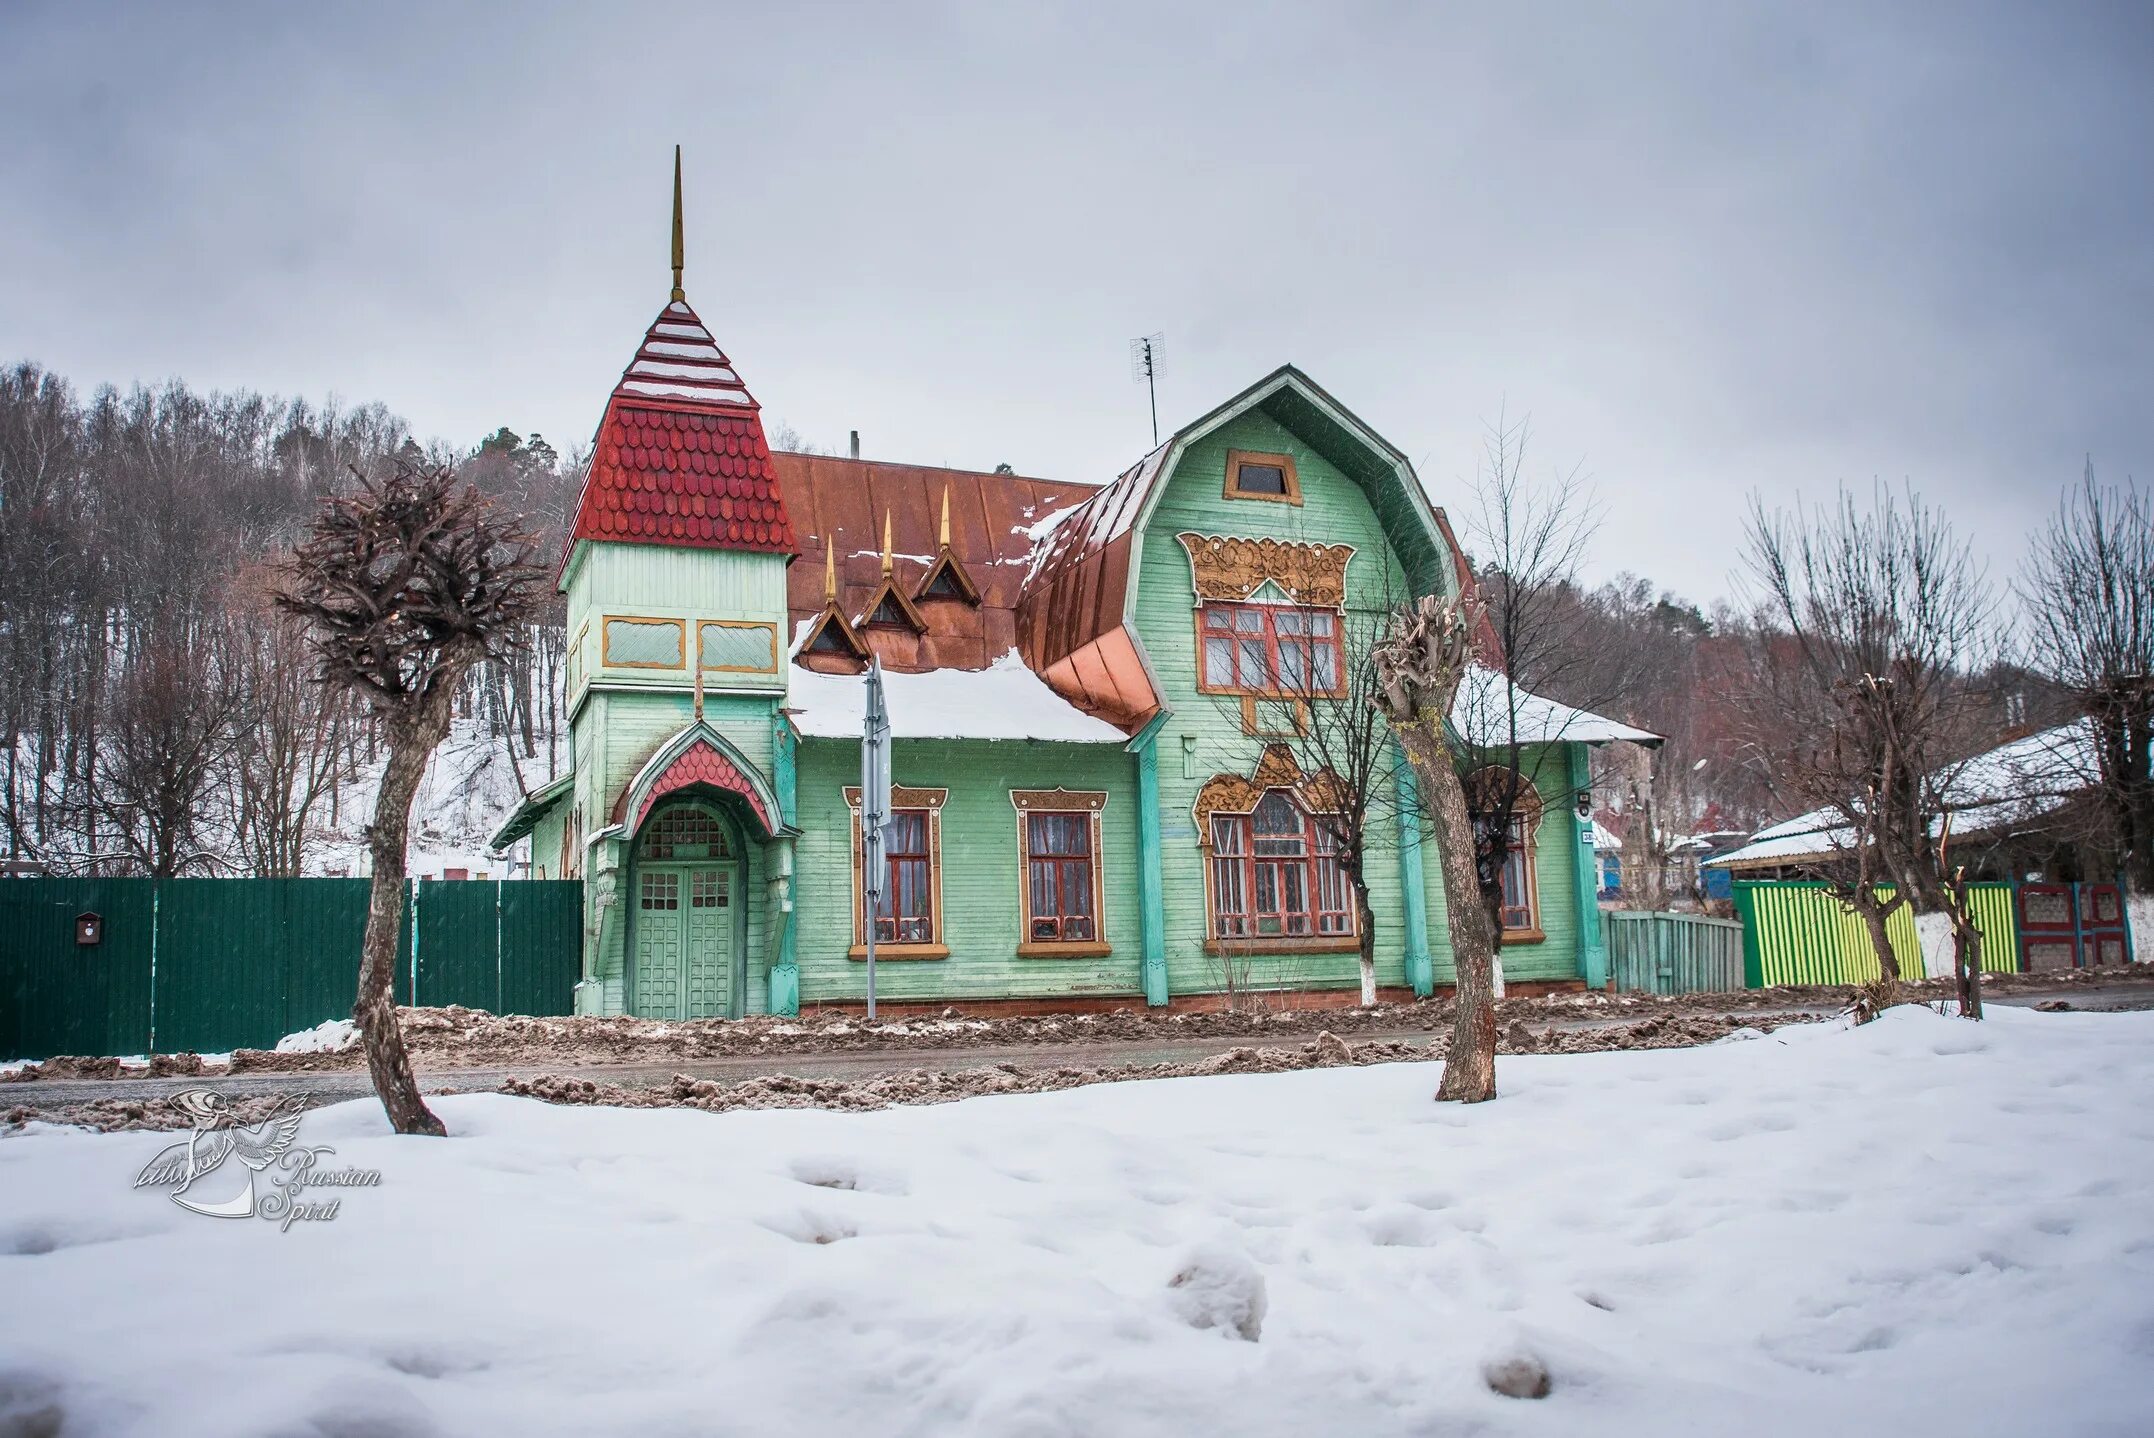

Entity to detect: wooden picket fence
[1605,910,1747,995]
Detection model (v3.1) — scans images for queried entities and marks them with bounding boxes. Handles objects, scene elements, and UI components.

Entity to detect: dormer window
[1224,449,1300,505]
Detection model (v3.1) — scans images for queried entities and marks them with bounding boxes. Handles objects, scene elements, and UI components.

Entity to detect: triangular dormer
[797,536,870,667]
[560,149,796,579]
[914,484,981,606]
[857,511,927,633]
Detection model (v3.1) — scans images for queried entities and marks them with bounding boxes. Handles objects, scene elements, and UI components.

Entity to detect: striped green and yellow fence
[1730,881,2019,988]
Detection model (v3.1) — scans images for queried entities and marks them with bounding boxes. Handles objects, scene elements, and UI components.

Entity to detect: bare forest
[0,360,577,877]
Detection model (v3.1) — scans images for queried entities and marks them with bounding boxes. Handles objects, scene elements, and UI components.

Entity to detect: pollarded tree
[279,462,543,1136]
[1374,591,1501,1102]
[1737,484,2000,1018]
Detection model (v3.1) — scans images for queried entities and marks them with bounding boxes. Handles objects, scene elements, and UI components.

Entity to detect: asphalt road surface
[8,982,2145,1119]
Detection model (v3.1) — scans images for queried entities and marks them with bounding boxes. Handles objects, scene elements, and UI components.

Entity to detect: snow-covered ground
[3,1007,2151,1436]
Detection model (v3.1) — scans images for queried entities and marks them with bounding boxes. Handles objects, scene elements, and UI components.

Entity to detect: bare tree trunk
[1952,914,1983,1019]
[1405,728,1499,1101]
[358,707,448,1137]
[1353,878,1377,1006]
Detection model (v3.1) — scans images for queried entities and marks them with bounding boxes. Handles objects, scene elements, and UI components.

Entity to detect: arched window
[640,805,731,861]
[1207,789,1352,940]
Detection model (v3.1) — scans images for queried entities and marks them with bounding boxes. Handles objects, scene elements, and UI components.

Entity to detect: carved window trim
[1224,448,1302,505]
[1009,789,1110,958]
[1176,533,1355,608]
[1192,746,1358,954]
[844,786,949,959]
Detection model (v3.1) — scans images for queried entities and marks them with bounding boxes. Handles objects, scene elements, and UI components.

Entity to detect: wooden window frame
[1223,448,1302,505]
[602,614,687,670]
[699,619,779,674]
[1194,601,1345,699]
[843,785,949,959]
[1010,790,1110,958]
[1201,788,1358,954]
[1467,770,1546,944]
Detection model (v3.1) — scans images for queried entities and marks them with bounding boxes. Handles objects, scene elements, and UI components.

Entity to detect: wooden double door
[632,863,739,1019]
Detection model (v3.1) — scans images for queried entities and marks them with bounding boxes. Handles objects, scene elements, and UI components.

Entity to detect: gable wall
[1131,408,1585,993]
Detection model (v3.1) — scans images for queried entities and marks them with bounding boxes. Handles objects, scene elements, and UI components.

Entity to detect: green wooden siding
[0,878,581,1061]
[1732,881,2020,986]
[1606,911,1747,994]
[791,738,1140,1003]
[1122,409,1588,997]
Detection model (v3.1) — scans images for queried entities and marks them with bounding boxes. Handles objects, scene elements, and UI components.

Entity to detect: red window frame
[1208,790,1353,940]
[1198,602,1342,697]
[872,809,933,943]
[1024,811,1096,942]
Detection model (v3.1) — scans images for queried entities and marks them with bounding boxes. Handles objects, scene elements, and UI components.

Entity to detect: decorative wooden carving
[1175,532,1355,607]
[842,785,949,811]
[1009,788,1108,811]
[1191,743,1348,845]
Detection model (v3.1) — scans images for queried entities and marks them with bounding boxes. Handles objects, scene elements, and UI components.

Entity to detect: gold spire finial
[823,535,837,603]
[881,511,895,577]
[938,484,951,549]
[670,145,685,301]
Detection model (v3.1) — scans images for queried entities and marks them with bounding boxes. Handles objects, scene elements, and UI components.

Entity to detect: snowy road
[5,981,2144,1119]
[2,1004,2150,1437]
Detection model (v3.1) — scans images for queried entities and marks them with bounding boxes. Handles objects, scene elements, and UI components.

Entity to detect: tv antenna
[1129,333,1163,446]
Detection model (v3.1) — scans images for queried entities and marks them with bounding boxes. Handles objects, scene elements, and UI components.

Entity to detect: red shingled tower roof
[563,296,796,566]
[563,153,794,572]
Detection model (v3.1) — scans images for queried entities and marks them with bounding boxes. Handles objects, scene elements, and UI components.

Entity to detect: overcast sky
[3,1,2147,603]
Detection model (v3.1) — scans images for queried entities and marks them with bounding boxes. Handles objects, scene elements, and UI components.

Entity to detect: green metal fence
[1605,911,1747,994]
[0,878,581,1061]
[1730,881,2019,988]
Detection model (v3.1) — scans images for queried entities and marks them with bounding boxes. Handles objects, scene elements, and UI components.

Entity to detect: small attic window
[920,567,967,600]
[1225,450,1300,505]
[807,623,853,655]
[866,593,913,627]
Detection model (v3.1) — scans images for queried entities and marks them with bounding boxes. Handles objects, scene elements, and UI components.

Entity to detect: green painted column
[1394,758,1435,997]
[767,708,801,1016]
[1128,714,1171,1007]
[1568,742,1609,989]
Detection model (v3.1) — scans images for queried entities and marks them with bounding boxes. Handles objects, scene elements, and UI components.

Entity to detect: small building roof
[1451,664,1662,748]
[1705,720,2105,871]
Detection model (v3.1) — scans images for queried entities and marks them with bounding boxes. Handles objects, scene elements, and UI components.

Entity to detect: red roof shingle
[566,298,796,562]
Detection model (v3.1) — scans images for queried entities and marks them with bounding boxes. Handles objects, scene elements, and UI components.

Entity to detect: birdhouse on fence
[75,911,103,947]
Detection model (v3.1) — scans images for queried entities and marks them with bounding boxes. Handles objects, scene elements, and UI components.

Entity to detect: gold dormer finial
[938,484,951,549]
[881,511,895,577]
[670,144,685,301]
[823,535,837,603]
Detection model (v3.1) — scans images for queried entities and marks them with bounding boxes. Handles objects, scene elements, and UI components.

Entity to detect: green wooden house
[491,231,1655,1019]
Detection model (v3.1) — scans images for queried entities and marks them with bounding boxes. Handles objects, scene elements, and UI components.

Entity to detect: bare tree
[1215,602,1405,1005]
[228,566,352,875]
[279,462,543,1136]
[1738,484,2001,1017]
[1453,413,1636,981]
[1374,592,1501,1102]
[2020,461,2154,892]
[71,624,246,877]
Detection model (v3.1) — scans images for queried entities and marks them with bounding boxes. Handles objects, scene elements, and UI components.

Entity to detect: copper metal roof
[773,454,1098,677]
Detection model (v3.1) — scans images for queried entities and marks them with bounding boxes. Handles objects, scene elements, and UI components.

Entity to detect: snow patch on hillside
[309,716,565,878]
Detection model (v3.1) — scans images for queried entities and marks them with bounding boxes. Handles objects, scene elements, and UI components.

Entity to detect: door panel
[635,870,684,1017]
[686,866,733,1018]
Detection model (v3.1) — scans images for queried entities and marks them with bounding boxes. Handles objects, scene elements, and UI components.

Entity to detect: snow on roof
[1450,665,1661,747]
[788,652,1127,744]
[1706,720,2105,870]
